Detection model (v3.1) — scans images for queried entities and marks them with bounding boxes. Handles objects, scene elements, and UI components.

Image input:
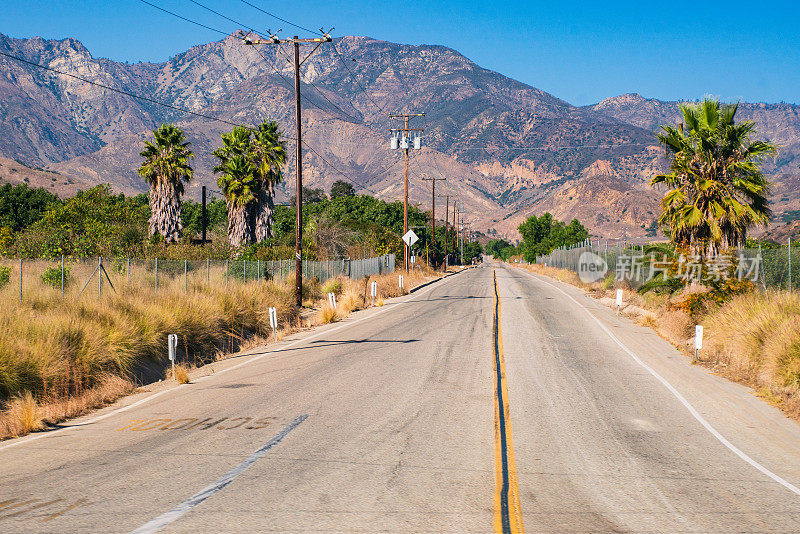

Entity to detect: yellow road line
[493,270,524,533]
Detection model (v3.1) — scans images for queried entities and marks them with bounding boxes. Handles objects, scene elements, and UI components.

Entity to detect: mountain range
[1,31,798,240]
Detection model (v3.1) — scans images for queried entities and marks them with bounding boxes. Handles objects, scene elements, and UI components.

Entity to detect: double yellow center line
[492,270,524,533]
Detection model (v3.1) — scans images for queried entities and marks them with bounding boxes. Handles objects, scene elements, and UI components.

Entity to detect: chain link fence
[534,240,797,291]
[0,254,395,302]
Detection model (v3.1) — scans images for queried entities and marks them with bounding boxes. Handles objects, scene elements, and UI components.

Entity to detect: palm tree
[216,154,257,249]
[214,127,256,247]
[251,120,287,241]
[138,124,194,243]
[652,100,775,256]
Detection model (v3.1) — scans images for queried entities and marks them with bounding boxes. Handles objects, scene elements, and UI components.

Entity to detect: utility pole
[244,30,332,306]
[444,195,449,268]
[191,186,211,245]
[389,113,425,271]
[452,201,458,265]
[422,176,446,267]
[440,194,452,269]
[460,218,465,265]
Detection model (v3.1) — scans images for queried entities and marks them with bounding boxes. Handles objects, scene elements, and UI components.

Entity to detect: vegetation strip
[527,269,800,498]
[130,414,308,534]
[492,270,524,534]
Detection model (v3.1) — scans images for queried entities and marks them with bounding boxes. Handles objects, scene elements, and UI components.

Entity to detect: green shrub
[0,266,10,289]
[601,272,615,290]
[321,278,342,295]
[41,265,70,288]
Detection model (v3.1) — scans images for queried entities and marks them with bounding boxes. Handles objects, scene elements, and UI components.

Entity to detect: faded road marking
[116,416,276,432]
[0,497,88,523]
[492,271,524,534]
[130,414,308,534]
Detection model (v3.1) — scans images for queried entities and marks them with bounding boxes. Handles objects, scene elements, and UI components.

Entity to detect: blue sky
[2,0,799,106]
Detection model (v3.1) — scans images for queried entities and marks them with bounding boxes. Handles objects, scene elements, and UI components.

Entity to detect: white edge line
[516,267,800,497]
[0,274,450,453]
[129,414,308,534]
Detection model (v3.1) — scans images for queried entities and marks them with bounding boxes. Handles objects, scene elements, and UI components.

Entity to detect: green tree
[330,180,355,199]
[0,183,61,232]
[138,124,194,244]
[290,187,327,206]
[517,213,588,262]
[486,238,512,259]
[653,99,775,256]
[13,186,148,258]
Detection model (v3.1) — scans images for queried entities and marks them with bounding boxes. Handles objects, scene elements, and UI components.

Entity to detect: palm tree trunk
[228,202,251,249]
[253,185,275,242]
[149,181,183,244]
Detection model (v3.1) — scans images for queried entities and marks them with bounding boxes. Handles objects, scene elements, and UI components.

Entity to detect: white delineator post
[268,307,277,342]
[399,274,404,290]
[371,281,377,306]
[168,334,178,379]
[328,292,336,309]
[695,325,703,362]
[616,289,623,315]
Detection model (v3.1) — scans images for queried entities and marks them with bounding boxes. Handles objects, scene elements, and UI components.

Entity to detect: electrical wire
[329,42,388,116]
[138,0,228,35]
[237,0,319,36]
[134,0,399,194]
[0,49,261,132]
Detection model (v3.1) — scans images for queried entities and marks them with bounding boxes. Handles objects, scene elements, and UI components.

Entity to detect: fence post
[155,258,158,295]
[243,259,246,283]
[257,259,260,282]
[98,256,102,299]
[61,254,65,296]
[127,257,130,284]
[184,259,188,293]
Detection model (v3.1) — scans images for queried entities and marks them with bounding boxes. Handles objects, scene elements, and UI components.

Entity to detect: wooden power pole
[421,176,446,266]
[442,194,450,268]
[244,31,331,306]
[389,113,425,271]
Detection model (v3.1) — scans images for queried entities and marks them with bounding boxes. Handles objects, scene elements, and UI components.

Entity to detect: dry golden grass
[702,291,800,418]
[318,304,339,324]
[172,365,190,384]
[0,374,134,440]
[3,391,43,436]
[0,267,297,433]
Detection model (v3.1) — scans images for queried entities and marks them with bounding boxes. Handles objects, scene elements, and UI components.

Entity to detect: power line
[0,42,405,200]
[136,0,398,194]
[330,42,387,116]
[186,0,254,32]
[140,0,363,126]
[0,49,261,132]
[272,45,363,123]
[237,0,319,36]
[138,0,228,35]
[453,143,657,151]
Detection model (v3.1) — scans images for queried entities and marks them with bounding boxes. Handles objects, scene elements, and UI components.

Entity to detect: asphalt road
[2,261,800,532]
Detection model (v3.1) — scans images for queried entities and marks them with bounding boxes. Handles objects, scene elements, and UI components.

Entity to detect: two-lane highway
[2,262,800,532]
